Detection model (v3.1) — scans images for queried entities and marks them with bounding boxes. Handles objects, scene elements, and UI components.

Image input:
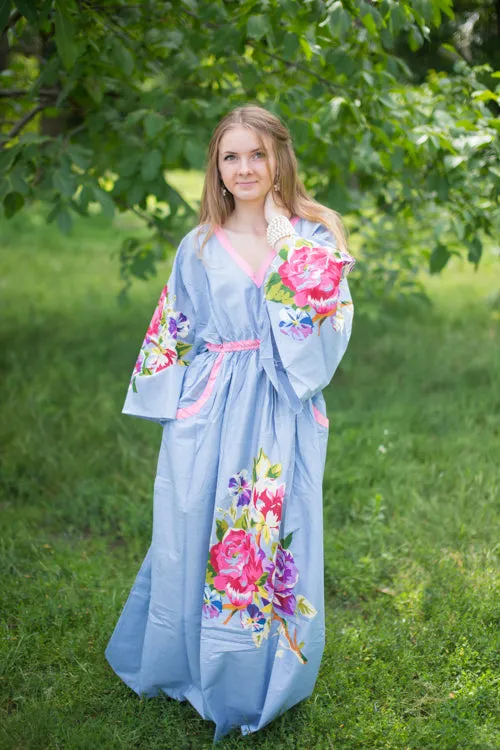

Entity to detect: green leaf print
[268,463,282,479]
[264,272,295,305]
[215,519,228,542]
[176,339,192,364]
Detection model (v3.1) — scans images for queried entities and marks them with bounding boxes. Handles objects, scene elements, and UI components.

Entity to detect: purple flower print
[278,306,314,340]
[168,315,178,337]
[264,544,299,617]
[240,604,266,632]
[174,311,189,338]
[202,584,222,619]
[228,470,252,507]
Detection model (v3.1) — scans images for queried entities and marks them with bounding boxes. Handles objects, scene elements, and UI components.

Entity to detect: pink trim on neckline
[215,215,301,288]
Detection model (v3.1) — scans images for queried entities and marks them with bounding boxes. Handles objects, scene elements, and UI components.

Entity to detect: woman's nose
[238,159,252,173]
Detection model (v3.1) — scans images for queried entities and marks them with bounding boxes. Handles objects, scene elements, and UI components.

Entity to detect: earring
[273,183,279,192]
[222,186,227,197]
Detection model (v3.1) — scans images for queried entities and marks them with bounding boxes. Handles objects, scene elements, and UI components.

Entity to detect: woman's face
[217,125,277,205]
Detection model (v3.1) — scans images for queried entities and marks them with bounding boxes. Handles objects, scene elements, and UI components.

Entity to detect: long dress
[105,215,355,741]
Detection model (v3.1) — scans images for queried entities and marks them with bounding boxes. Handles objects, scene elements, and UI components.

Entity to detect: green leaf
[83,77,103,104]
[328,2,351,41]
[78,185,93,211]
[53,168,76,198]
[444,155,466,169]
[124,109,148,128]
[127,182,146,206]
[144,112,165,140]
[0,0,12,33]
[466,236,482,265]
[471,90,497,103]
[141,149,162,181]
[408,26,424,52]
[57,205,73,234]
[54,5,78,70]
[110,39,134,77]
[215,519,228,543]
[281,532,293,550]
[361,12,377,36]
[10,169,29,196]
[0,144,19,174]
[67,144,93,170]
[14,0,38,24]
[93,186,115,219]
[247,14,268,41]
[163,30,183,49]
[3,191,24,218]
[283,32,299,60]
[429,243,450,274]
[184,139,206,169]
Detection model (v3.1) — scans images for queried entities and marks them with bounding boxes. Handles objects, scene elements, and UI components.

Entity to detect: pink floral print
[265,237,355,337]
[129,284,192,393]
[203,448,317,664]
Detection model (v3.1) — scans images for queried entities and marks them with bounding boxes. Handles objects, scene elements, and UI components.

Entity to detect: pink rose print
[203,447,317,664]
[279,246,342,314]
[210,529,264,607]
[129,284,192,391]
[146,285,167,339]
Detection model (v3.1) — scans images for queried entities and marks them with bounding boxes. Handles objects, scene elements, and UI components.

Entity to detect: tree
[1,0,499,304]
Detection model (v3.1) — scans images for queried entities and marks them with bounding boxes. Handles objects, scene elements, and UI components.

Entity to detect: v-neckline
[215,216,300,288]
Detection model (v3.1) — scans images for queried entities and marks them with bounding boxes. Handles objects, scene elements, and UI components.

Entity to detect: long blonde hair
[196,104,348,254]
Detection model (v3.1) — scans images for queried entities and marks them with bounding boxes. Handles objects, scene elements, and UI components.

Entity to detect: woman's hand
[264,188,291,224]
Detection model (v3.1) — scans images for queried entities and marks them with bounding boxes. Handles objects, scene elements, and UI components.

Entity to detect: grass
[1,203,499,749]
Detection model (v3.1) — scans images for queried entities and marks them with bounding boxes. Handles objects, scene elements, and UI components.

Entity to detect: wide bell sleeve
[122,235,200,424]
[263,221,356,402]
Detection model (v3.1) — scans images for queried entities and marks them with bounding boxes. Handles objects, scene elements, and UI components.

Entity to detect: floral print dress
[105,217,355,741]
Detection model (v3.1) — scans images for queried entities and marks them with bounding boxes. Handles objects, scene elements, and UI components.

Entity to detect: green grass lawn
[1,205,499,749]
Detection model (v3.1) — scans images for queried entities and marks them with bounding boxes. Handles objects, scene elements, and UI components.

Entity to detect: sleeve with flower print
[264,221,356,402]
[122,234,201,424]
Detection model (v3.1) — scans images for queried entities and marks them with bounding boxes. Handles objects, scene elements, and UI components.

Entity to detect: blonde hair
[196,104,348,254]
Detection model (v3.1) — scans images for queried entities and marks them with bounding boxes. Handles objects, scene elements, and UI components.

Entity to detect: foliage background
[1,0,499,307]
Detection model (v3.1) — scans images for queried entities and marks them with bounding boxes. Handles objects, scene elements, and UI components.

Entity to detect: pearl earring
[222,186,227,196]
[273,183,279,192]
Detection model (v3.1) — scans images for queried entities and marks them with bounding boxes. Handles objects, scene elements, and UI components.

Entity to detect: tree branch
[125,205,175,246]
[178,7,341,94]
[0,89,28,98]
[1,9,22,35]
[0,103,45,148]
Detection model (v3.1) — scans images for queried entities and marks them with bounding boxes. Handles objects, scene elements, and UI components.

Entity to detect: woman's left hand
[264,189,291,224]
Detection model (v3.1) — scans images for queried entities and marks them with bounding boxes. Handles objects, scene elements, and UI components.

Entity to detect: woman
[105,104,356,741]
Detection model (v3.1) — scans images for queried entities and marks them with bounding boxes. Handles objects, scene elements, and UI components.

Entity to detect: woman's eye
[253,152,264,158]
[224,155,234,161]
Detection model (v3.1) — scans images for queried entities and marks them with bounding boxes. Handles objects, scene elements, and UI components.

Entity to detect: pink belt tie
[206,339,260,352]
[175,340,260,420]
